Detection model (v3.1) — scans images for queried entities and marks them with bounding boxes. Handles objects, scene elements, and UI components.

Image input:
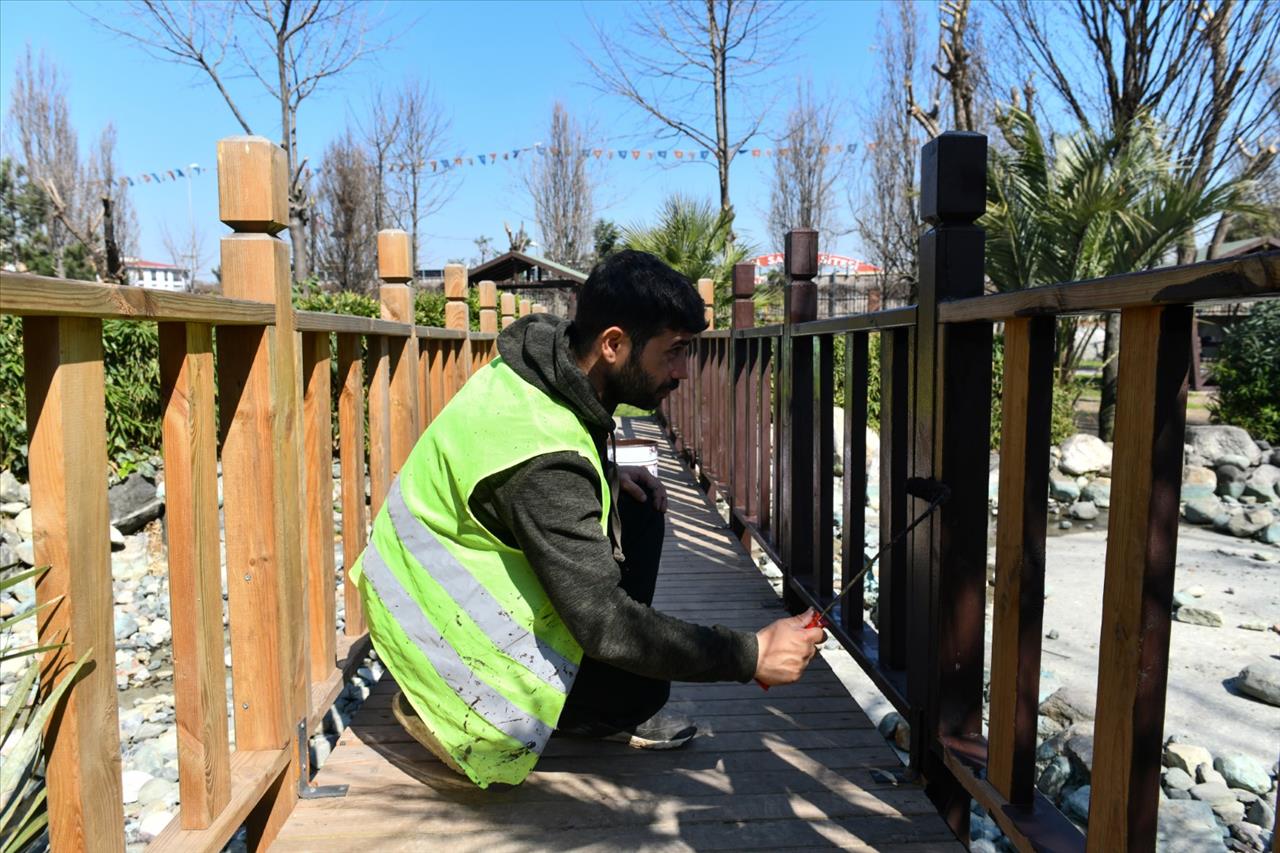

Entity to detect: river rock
[1196,763,1226,786]
[137,809,173,841]
[1165,742,1214,774]
[1216,464,1248,499]
[1039,686,1095,728]
[1049,469,1080,502]
[1187,425,1262,468]
[14,539,34,565]
[1070,501,1100,521]
[1213,753,1271,796]
[1235,661,1280,707]
[1060,435,1112,476]
[1245,797,1275,830]
[1260,522,1280,545]
[1038,755,1071,799]
[1226,507,1274,538]
[0,470,25,503]
[1081,477,1111,508]
[1062,785,1091,823]
[121,770,153,805]
[1243,464,1280,502]
[108,473,163,535]
[1182,465,1218,501]
[137,777,177,808]
[1063,726,1095,775]
[1156,800,1225,852]
[1190,780,1235,806]
[1184,496,1230,526]
[14,508,32,538]
[1176,607,1223,627]
[1163,767,1195,791]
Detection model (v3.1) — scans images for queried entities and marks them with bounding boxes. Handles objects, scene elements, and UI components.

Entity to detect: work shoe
[392,690,465,776]
[601,709,698,750]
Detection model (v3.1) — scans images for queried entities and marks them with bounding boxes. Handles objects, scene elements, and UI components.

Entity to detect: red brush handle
[755,612,829,691]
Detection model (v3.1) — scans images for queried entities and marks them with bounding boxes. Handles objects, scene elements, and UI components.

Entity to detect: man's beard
[605,350,678,411]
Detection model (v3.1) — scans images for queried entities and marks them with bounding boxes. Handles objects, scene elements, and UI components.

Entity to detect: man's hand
[618,465,668,513]
[754,608,825,687]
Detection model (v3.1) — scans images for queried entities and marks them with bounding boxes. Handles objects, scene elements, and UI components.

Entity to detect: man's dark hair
[569,249,709,356]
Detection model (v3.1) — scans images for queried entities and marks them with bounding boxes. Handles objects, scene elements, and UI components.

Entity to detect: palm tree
[622,194,753,325]
[982,108,1244,436]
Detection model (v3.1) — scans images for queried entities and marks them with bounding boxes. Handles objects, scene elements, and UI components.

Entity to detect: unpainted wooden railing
[661,131,1280,852]
[0,135,516,851]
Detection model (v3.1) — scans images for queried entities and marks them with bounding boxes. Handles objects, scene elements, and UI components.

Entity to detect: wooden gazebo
[468,250,587,317]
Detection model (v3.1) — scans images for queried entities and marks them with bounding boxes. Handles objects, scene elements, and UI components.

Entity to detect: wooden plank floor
[273,418,961,852]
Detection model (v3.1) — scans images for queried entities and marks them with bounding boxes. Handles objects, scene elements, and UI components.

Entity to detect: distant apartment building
[125,258,189,292]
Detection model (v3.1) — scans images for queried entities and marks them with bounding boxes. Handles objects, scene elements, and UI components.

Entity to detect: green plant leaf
[0,597,61,633]
[0,784,47,853]
[0,656,40,747]
[0,565,46,594]
[0,649,91,806]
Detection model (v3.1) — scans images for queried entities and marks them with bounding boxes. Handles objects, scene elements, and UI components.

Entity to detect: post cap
[920,132,987,226]
[500,293,516,313]
[732,263,756,298]
[377,230,413,282]
[443,264,467,299]
[217,137,288,234]
[478,280,498,308]
[784,230,818,280]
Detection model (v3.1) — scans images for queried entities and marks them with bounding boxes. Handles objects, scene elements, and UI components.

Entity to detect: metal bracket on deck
[297,720,349,799]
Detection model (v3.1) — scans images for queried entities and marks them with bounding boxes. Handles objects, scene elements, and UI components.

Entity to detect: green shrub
[0,316,160,476]
[1211,300,1280,444]
[987,333,1081,451]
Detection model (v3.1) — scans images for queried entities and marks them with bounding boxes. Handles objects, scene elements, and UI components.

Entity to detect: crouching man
[349,250,824,787]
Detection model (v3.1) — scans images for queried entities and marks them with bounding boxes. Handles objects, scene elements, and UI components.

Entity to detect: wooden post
[780,230,818,614]
[910,131,990,838]
[25,316,124,850]
[215,135,303,844]
[532,302,547,315]
[478,281,498,332]
[987,315,1055,804]
[443,263,471,403]
[1089,306,1191,852]
[336,335,367,636]
[159,321,231,828]
[500,292,517,329]
[519,297,531,317]
[697,278,715,330]
[729,264,754,548]
[879,327,910,668]
[377,229,419,473]
[301,331,337,684]
[367,333,391,518]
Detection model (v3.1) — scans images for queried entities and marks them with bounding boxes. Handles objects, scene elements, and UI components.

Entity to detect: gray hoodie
[467,314,758,683]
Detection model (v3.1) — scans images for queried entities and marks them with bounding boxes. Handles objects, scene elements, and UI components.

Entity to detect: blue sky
[0,0,891,276]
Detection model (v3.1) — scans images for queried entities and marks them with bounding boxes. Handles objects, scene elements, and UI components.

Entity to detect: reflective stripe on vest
[359,540,553,749]
[385,482,578,694]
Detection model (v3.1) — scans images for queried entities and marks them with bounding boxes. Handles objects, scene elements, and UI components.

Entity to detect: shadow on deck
[273,419,961,852]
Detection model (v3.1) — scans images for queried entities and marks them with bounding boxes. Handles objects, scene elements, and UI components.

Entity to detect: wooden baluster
[427,338,446,422]
[1089,306,1191,852]
[696,280,715,480]
[367,332,391,517]
[698,277,715,329]
[987,315,1055,804]
[780,229,818,612]
[159,321,231,829]
[760,336,775,545]
[879,327,910,667]
[25,315,124,850]
[910,131,990,836]
[417,337,431,435]
[815,334,835,605]
[729,264,754,547]
[336,334,367,636]
[301,330,337,684]
[500,292,517,329]
[519,298,531,317]
[377,229,419,474]
[532,302,547,315]
[841,332,869,636]
[215,135,305,844]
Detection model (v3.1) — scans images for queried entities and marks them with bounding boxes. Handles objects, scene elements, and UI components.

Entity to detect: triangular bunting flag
[658,150,667,159]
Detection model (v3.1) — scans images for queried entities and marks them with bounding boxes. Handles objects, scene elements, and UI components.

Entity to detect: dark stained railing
[659,131,1280,852]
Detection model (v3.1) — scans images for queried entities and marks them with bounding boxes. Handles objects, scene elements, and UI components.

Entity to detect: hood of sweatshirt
[496,314,625,558]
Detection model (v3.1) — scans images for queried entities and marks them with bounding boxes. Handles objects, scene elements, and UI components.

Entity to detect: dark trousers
[557,491,670,732]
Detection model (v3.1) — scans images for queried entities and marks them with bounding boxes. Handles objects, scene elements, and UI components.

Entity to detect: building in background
[124,258,189,292]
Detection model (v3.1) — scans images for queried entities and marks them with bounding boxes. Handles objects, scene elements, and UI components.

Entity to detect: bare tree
[768,81,843,251]
[160,221,211,290]
[503,221,531,254]
[359,86,401,232]
[87,123,139,263]
[853,0,932,301]
[89,1,392,285]
[387,78,453,273]
[581,0,804,239]
[524,103,595,268]
[313,132,376,292]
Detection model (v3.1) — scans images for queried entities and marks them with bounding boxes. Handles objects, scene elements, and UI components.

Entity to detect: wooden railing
[0,135,507,851]
[661,131,1280,852]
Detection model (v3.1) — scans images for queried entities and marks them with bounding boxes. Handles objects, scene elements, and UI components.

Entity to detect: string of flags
[88,164,207,188]
[385,142,856,172]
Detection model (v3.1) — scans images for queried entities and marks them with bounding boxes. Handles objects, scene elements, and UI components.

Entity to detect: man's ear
[599,326,628,365]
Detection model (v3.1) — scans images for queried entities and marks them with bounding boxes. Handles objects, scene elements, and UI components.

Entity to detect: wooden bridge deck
[272,418,961,852]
